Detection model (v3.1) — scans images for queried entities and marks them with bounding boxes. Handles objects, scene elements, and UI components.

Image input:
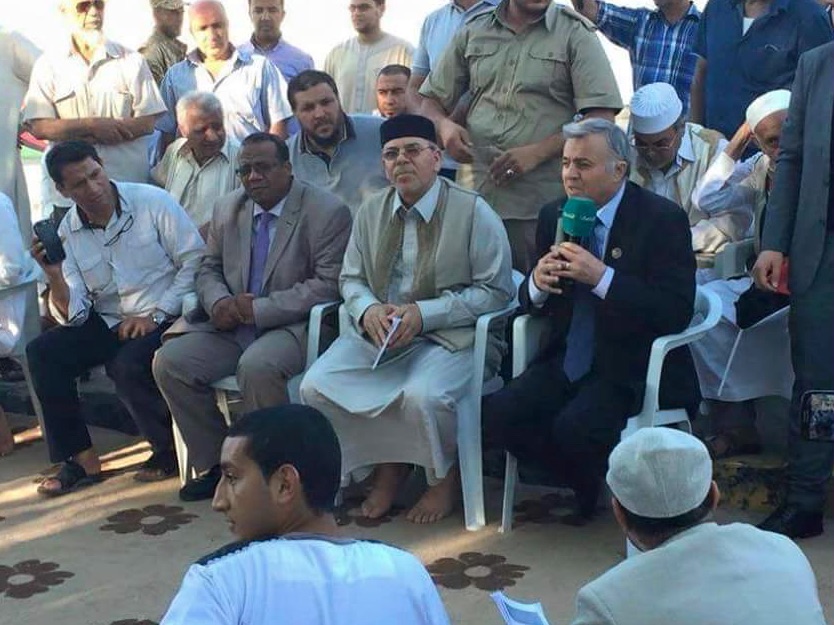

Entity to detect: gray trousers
[787,231,834,511]
[152,325,306,472]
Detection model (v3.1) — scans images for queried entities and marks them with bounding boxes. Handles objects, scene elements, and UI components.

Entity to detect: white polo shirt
[161,534,451,625]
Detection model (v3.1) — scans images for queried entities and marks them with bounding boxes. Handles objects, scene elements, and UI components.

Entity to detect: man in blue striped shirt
[571,0,700,115]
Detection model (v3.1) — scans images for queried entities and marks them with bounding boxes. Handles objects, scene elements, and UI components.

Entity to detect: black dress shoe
[758,504,824,539]
[179,465,221,502]
[562,480,601,526]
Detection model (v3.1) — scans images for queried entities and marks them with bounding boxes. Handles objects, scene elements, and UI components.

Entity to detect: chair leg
[216,389,232,426]
[500,453,518,533]
[626,537,640,559]
[19,352,46,437]
[172,419,191,487]
[458,396,485,531]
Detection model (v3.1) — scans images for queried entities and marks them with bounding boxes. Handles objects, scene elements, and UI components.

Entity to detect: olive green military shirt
[140,30,187,86]
[420,0,622,220]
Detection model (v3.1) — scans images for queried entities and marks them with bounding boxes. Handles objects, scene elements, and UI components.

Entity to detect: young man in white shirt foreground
[161,404,451,625]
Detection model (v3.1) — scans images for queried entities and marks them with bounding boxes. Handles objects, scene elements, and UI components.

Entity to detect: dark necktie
[237,212,275,347]
[563,217,605,382]
[247,212,275,296]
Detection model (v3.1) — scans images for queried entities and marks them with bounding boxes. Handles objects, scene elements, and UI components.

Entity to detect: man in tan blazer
[153,132,352,501]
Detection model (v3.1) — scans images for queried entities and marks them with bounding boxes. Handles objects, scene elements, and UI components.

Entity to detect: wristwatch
[151,310,169,326]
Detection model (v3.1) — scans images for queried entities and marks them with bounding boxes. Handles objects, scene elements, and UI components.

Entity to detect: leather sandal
[37,460,103,497]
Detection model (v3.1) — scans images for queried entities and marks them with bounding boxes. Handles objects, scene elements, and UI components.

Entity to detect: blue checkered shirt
[597,2,701,115]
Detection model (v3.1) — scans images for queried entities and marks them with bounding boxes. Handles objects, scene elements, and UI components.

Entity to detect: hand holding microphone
[553,197,599,294]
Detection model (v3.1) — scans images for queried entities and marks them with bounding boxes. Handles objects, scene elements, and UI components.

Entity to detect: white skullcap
[606,428,712,519]
[746,90,791,132]
[630,83,683,135]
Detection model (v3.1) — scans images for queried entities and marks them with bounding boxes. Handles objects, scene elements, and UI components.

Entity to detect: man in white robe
[300,114,514,524]
[0,28,40,235]
[689,90,792,458]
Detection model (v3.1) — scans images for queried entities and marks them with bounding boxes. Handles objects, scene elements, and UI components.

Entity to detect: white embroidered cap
[746,90,791,132]
[606,428,713,519]
[630,83,683,135]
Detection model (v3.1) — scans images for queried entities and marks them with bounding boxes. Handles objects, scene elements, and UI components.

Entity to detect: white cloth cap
[746,89,791,132]
[630,83,683,135]
[606,428,712,518]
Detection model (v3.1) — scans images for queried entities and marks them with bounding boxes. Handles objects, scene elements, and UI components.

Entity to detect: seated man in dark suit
[483,118,699,523]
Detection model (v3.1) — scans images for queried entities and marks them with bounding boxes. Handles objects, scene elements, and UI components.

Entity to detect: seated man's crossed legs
[483,360,634,522]
[27,312,175,496]
[300,332,472,524]
[152,324,306,501]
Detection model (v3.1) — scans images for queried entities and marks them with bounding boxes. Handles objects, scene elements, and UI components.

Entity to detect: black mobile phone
[33,219,66,265]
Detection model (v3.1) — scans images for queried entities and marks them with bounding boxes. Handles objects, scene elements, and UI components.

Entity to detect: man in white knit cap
[629,82,752,272]
[569,428,826,625]
[689,89,792,460]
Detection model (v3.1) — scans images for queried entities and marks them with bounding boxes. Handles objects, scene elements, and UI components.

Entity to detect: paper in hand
[372,316,402,370]
[490,591,551,625]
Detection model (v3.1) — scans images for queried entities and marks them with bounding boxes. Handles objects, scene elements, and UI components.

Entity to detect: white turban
[630,83,683,135]
[746,90,791,132]
[606,428,713,519]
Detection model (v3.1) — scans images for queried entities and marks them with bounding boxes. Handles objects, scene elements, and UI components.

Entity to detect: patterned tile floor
[0,412,832,625]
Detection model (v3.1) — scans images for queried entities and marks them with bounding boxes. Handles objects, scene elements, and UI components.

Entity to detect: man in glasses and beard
[27,141,204,497]
[23,0,167,214]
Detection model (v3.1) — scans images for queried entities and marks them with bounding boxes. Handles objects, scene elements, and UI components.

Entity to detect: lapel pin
[611,247,622,259]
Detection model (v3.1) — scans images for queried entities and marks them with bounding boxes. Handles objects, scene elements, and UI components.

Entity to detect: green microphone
[558,196,598,291]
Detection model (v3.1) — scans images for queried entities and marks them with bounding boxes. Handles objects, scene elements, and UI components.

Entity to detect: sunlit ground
[0,408,831,625]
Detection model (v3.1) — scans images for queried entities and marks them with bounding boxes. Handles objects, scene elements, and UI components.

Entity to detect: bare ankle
[73,449,101,474]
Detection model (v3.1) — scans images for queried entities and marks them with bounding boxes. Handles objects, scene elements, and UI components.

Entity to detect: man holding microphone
[483,118,698,523]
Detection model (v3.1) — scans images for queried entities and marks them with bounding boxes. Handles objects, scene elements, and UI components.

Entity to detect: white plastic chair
[332,270,523,531]
[173,300,340,484]
[712,239,755,280]
[0,278,46,432]
[500,286,722,533]
[717,305,792,400]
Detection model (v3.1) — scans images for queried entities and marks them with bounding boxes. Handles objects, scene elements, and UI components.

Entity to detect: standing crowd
[0,0,832,623]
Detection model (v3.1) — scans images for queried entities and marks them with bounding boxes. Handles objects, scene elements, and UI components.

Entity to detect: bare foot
[0,408,13,456]
[406,466,459,524]
[361,463,408,519]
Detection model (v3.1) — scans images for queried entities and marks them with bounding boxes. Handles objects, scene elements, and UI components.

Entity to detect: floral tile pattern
[513,492,578,526]
[0,559,75,599]
[335,496,402,528]
[714,458,786,513]
[426,552,530,592]
[99,504,198,537]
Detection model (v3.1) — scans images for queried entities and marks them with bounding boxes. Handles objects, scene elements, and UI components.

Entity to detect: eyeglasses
[631,131,679,152]
[236,162,278,178]
[381,143,435,163]
[104,213,134,247]
[75,0,105,13]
